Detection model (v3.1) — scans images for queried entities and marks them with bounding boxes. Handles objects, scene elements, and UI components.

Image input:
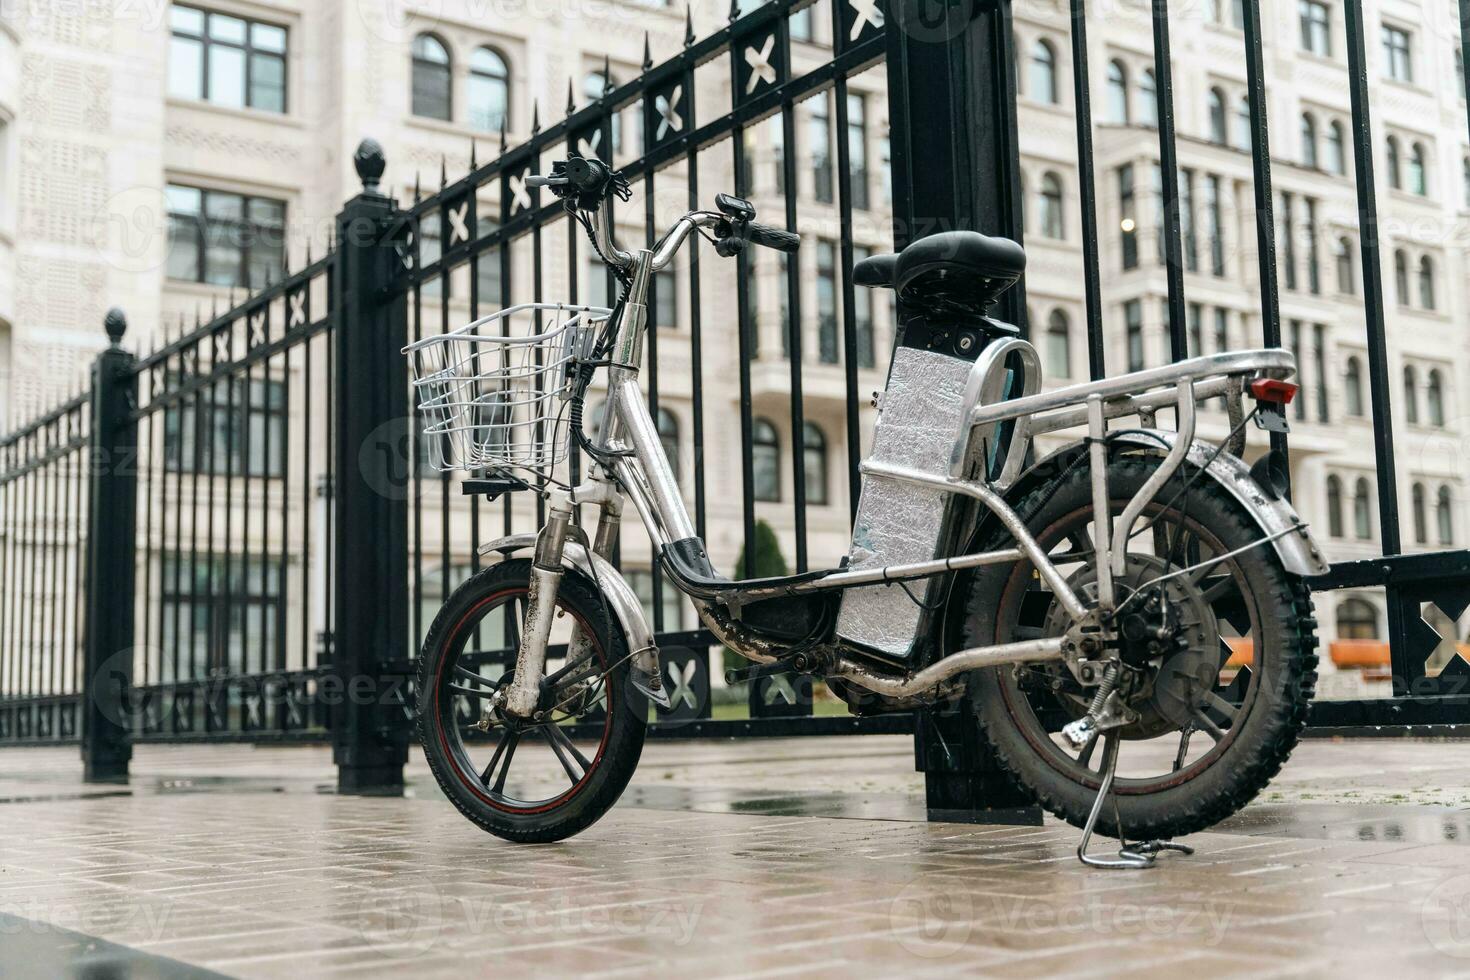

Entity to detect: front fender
[477,533,660,672]
[1003,433,1329,578]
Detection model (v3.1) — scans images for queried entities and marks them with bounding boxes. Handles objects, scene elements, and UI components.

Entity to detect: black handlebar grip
[746,222,801,253]
[566,156,610,192]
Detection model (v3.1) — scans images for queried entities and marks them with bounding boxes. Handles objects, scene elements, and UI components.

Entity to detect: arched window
[1233,95,1251,150]
[1335,237,1354,294]
[1337,598,1380,639]
[1029,39,1058,105]
[1386,135,1402,189]
[1326,120,1347,175]
[412,33,452,121]
[1039,171,1065,239]
[1394,249,1410,305]
[1301,114,1318,168]
[1046,309,1071,379]
[1345,356,1364,416]
[752,418,779,502]
[1427,369,1446,427]
[1409,142,1428,196]
[1413,482,1428,543]
[657,408,680,481]
[468,47,509,133]
[1404,365,1419,424]
[1137,69,1157,127]
[1207,87,1227,144]
[1418,255,1436,309]
[1438,485,1455,545]
[1106,60,1129,123]
[583,71,621,156]
[802,423,828,506]
[1353,477,1373,539]
[1326,474,1345,537]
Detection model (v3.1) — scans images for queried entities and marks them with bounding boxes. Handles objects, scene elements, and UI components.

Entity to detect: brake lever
[526,175,569,188]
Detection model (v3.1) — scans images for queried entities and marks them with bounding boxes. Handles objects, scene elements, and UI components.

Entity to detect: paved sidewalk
[2,737,1470,978]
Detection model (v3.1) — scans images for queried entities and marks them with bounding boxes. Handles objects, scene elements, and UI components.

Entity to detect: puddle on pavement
[1215,802,1470,844]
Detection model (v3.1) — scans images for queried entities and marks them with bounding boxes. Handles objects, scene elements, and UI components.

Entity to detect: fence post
[885,0,1042,824]
[330,139,412,794]
[81,309,137,782]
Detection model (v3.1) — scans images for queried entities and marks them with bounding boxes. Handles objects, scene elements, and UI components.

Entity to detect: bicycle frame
[496,195,1329,721]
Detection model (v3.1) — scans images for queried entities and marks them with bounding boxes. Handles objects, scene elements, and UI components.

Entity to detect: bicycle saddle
[854,230,1026,314]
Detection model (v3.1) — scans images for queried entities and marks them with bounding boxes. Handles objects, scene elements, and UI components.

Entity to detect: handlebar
[744,222,801,254]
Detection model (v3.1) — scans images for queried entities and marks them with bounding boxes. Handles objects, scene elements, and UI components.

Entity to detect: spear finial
[602,54,612,94]
[685,4,695,46]
[566,78,576,115]
[729,0,739,23]
[642,32,653,72]
[470,138,478,169]
[440,155,447,190]
[531,99,541,134]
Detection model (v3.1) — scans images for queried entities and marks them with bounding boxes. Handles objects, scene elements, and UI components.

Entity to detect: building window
[1394,249,1410,305]
[1039,172,1065,239]
[477,245,503,308]
[1313,323,1328,422]
[1305,198,1320,294]
[1279,192,1296,291]
[1214,307,1229,353]
[626,569,686,632]
[1418,255,1436,309]
[1326,120,1347,175]
[803,422,829,505]
[1300,0,1331,56]
[1404,365,1419,424]
[1345,356,1364,416]
[160,556,284,679]
[412,33,452,121]
[1106,60,1129,124]
[1179,168,1197,271]
[164,376,287,478]
[1326,475,1345,537]
[1030,39,1059,105]
[1137,69,1158,127]
[169,5,287,113]
[1427,369,1446,427]
[584,71,622,156]
[1335,236,1354,294]
[847,93,869,210]
[166,184,286,289]
[1233,96,1252,150]
[1413,482,1428,543]
[1381,24,1412,83]
[853,245,875,368]
[1353,477,1373,539]
[1118,164,1138,270]
[1386,135,1402,189]
[468,47,509,133]
[1207,87,1228,144]
[1205,174,1224,276]
[1125,299,1144,371]
[1046,309,1071,379]
[811,95,834,204]
[1301,114,1318,168]
[817,240,838,363]
[1337,597,1379,639]
[1408,142,1428,196]
[753,418,780,501]
[1190,303,1205,359]
[1438,486,1455,545]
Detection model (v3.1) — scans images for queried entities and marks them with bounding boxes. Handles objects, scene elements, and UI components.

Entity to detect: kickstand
[1077,735,1195,869]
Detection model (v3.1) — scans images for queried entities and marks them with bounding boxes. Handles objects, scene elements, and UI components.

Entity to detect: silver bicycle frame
[498,194,1325,718]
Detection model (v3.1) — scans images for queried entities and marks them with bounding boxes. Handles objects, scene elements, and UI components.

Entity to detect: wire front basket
[404,303,610,475]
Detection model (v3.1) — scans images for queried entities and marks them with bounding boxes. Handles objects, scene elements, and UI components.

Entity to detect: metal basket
[403,302,611,474]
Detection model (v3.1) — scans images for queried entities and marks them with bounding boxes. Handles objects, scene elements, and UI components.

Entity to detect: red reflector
[1249,378,1298,404]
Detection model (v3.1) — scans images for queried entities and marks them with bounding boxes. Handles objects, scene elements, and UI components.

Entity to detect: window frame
[411,32,453,122]
[169,4,290,114]
[166,183,288,290]
[468,46,510,134]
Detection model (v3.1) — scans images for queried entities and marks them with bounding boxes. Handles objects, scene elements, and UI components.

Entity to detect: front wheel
[965,456,1319,841]
[417,558,646,843]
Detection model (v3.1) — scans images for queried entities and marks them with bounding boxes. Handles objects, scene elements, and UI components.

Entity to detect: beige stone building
[0,0,1466,693]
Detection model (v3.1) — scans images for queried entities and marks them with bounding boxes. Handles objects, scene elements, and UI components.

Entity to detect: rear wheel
[417,558,646,843]
[966,456,1319,840]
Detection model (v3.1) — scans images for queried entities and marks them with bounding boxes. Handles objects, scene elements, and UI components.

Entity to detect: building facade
[0,0,1465,694]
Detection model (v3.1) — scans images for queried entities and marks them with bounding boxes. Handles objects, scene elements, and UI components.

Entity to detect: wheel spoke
[1191,710,1227,742]
[448,684,497,699]
[1202,691,1239,726]
[1172,727,1193,772]
[508,598,523,651]
[454,664,498,688]
[545,722,593,771]
[1196,572,1239,605]
[540,726,582,784]
[481,730,520,793]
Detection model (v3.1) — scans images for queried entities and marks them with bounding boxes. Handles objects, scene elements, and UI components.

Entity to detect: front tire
[965,456,1319,840]
[417,558,647,843]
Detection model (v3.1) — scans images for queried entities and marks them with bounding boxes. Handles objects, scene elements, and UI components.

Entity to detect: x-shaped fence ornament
[763,673,798,706]
[578,130,603,159]
[654,86,684,141]
[666,660,699,711]
[744,36,776,94]
[249,312,267,348]
[508,172,533,214]
[447,201,471,247]
[213,331,230,363]
[287,290,307,328]
[848,0,878,39]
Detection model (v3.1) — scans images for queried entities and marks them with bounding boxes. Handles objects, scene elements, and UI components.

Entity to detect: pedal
[630,668,671,709]
[723,660,795,686]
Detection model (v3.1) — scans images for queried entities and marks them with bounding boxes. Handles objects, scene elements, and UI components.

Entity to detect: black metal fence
[0,0,1467,796]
